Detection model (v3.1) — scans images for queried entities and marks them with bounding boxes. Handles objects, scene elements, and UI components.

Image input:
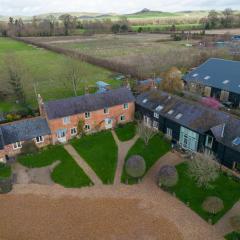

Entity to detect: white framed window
[85,112,91,119]
[155,105,163,112]
[63,116,70,125]
[71,127,77,136]
[179,127,199,152]
[166,128,173,138]
[35,136,44,144]
[84,124,91,131]
[153,121,159,129]
[120,115,126,122]
[123,103,129,109]
[104,108,109,114]
[13,142,22,150]
[205,135,213,148]
[154,112,159,119]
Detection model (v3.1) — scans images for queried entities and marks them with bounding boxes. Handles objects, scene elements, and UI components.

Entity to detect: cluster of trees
[0,15,77,37]
[0,15,130,37]
[201,9,240,29]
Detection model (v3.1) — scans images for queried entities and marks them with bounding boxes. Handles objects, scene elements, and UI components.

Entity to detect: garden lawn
[71,131,118,184]
[121,134,171,184]
[225,231,240,240]
[169,163,240,224]
[0,163,11,179]
[115,122,136,142]
[18,145,92,188]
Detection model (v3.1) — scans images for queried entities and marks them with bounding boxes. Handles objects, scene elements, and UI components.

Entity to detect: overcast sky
[0,0,240,16]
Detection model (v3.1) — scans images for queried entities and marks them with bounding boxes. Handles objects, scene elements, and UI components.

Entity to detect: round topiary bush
[125,155,146,178]
[158,165,178,188]
[202,197,224,214]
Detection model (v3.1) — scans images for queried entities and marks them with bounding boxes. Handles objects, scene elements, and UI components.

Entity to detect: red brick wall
[0,149,5,162]
[47,102,135,143]
[3,135,51,157]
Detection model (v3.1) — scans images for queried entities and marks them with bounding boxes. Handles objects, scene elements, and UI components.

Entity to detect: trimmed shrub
[158,165,178,188]
[202,196,224,214]
[230,216,240,232]
[125,155,146,178]
[21,141,39,155]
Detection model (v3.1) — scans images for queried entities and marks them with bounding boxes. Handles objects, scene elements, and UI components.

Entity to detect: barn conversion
[183,58,240,107]
[136,90,240,170]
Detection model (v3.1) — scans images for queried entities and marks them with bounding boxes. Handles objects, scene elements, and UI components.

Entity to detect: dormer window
[142,99,148,103]
[193,73,198,77]
[168,110,174,115]
[204,76,210,80]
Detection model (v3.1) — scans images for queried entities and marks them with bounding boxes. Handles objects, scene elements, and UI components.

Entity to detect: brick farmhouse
[0,88,135,162]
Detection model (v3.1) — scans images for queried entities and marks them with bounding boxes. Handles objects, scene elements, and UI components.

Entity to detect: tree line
[0,15,130,37]
[200,9,240,29]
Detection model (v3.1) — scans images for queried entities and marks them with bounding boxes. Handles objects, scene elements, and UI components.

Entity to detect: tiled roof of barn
[183,58,240,95]
[136,90,240,152]
[0,129,4,150]
[0,117,51,145]
[44,88,135,120]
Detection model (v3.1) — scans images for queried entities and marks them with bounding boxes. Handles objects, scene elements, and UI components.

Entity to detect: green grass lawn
[121,134,171,184]
[71,131,118,184]
[18,145,92,188]
[0,37,118,111]
[169,163,240,224]
[225,231,240,240]
[0,163,11,179]
[115,122,136,142]
[131,23,203,32]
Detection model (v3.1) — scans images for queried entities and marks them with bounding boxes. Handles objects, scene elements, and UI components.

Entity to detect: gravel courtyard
[0,183,222,240]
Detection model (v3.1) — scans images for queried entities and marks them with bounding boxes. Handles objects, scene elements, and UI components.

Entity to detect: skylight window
[142,99,148,103]
[223,80,230,84]
[192,73,198,77]
[175,113,183,120]
[204,76,210,80]
[233,137,240,146]
[155,105,163,112]
[168,110,174,115]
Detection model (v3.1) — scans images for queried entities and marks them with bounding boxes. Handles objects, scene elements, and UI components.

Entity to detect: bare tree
[137,121,156,146]
[4,54,26,104]
[188,152,219,189]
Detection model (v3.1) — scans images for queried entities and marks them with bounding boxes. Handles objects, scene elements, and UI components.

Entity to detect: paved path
[142,151,185,185]
[215,200,240,236]
[64,144,103,186]
[112,131,139,185]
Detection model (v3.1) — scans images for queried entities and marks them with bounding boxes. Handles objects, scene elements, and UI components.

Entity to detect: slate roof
[183,58,240,95]
[0,117,51,145]
[44,88,135,120]
[136,90,240,152]
[0,129,4,150]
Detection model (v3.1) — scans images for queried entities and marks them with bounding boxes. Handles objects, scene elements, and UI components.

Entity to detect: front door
[105,118,113,129]
[57,129,67,143]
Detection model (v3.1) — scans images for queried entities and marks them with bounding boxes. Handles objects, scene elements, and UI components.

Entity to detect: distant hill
[0,9,239,22]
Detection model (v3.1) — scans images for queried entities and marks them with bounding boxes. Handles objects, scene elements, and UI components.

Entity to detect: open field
[37,33,229,78]
[0,37,118,112]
